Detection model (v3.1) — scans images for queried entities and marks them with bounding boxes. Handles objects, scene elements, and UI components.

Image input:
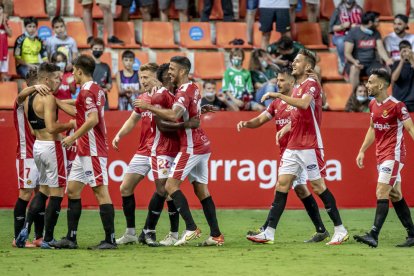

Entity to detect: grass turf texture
[1,209,414,275]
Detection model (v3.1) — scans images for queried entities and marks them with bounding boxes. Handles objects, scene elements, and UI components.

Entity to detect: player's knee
[155,183,167,197]
[294,186,310,199]
[376,188,390,200]
[19,189,33,201]
[67,187,81,199]
[389,189,402,202]
[194,186,210,201]
[119,183,133,196]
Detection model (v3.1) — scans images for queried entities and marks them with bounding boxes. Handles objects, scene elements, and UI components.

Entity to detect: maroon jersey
[13,101,35,159]
[370,96,411,164]
[264,98,295,157]
[173,82,211,154]
[75,81,108,157]
[150,87,180,157]
[133,92,153,156]
[287,78,324,150]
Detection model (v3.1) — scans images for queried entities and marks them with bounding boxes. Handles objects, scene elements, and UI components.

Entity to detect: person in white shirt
[384,14,414,61]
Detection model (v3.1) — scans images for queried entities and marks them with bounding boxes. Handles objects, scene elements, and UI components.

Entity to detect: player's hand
[385,58,394,67]
[356,151,365,168]
[184,118,200,129]
[353,60,364,69]
[201,104,215,114]
[112,136,120,151]
[261,92,278,103]
[134,99,149,110]
[69,119,76,129]
[34,84,50,96]
[237,121,247,132]
[276,130,285,145]
[62,136,75,148]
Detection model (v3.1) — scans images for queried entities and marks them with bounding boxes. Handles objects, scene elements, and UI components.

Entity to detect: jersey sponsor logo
[85,170,93,177]
[358,39,375,48]
[285,105,295,112]
[380,167,392,173]
[275,118,290,126]
[141,110,153,119]
[97,90,106,106]
[374,122,391,130]
[382,109,389,118]
[306,164,318,171]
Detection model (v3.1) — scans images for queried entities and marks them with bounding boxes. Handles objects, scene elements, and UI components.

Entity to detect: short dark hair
[90,37,105,48]
[170,56,191,73]
[399,40,412,50]
[371,68,391,87]
[229,48,245,61]
[74,54,96,76]
[25,68,38,86]
[278,66,293,76]
[23,17,38,27]
[156,63,169,83]
[361,11,380,25]
[278,36,294,51]
[51,16,65,27]
[203,79,216,88]
[38,62,61,80]
[122,50,135,60]
[298,49,316,69]
[50,51,67,63]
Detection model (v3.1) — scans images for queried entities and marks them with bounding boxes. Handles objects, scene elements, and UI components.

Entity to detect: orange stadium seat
[180,22,215,49]
[38,21,52,29]
[155,51,185,65]
[142,22,178,49]
[363,0,393,21]
[253,22,281,48]
[8,50,18,78]
[295,22,327,50]
[318,52,343,81]
[193,52,225,79]
[216,22,252,48]
[66,21,91,49]
[320,0,335,20]
[323,83,352,111]
[8,21,22,48]
[108,84,119,110]
[0,82,18,109]
[13,0,48,18]
[117,51,149,73]
[105,22,140,49]
[198,0,223,20]
[378,22,394,39]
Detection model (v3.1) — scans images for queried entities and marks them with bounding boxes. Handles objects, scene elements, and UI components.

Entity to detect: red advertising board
[0,111,413,208]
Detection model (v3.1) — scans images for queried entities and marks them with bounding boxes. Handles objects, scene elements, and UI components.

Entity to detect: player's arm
[356,120,375,169]
[16,84,50,104]
[112,112,141,151]
[156,116,199,132]
[376,39,393,66]
[135,98,184,122]
[403,118,414,141]
[62,111,98,148]
[262,92,313,110]
[56,99,76,117]
[276,122,291,145]
[237,113,271,132]
[44,96,74,134]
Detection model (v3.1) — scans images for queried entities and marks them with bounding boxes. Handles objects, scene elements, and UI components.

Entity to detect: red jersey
[264,98,295,157]
[133,92,153,156]
[13,101,35,159]
[287,78,324,150]
[173,82,211,154]
[150,87,180,157]
[55,72,75,100]
[75,81,108,157]
[369,96,411,164]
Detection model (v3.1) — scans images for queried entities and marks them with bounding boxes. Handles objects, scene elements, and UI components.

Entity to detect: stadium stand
[13,0,48,18]
[8,20,22,48]
[141,22,178,48]
[179,22,215,49]
[318,52,344,81]
[320,0,335,20]
[105,22,140,49]
[378,22,394,39]
[8,50,18,78]
[108,84,119,110]
[0,82,18,109]
[117,51,149,73]
[216,22,252,48]
[323,83,353,111]
[193,51,225,79]
[66,21,94,49]
[155,51,186,65]
[253,22,281,49]
[197,0,224,20]
[295,22,327,50]
[363,0,394,21]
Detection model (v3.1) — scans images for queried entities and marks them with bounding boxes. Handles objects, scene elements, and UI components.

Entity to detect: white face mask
[56,62,66,71]
[261,60,268,68]
[204,92,215,99]
[356,95,368,103]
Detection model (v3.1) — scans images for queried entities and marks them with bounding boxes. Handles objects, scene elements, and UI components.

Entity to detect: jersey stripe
[182,110,194,154]
[310,99,324,149]
[16,104,27,159]
[151,127,161,156]
[395,120,404,162]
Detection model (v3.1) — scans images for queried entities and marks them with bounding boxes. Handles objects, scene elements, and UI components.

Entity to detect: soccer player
[247,49,348,245]
[16,63,75,249]
[238,67,329,243]
[354,69,414,248]
[13,70,50,248]
[135,56,224,246]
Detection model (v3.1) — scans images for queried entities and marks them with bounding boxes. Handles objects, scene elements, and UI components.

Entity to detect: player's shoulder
[178,82,198,92]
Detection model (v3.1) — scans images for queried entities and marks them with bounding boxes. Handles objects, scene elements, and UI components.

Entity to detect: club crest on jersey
[27,180,32,185]
[85,97,93,105]
[297,89,302,96]
[382,109,389,118]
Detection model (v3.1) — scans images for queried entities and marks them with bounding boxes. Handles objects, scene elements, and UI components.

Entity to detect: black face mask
[92,50,103,59]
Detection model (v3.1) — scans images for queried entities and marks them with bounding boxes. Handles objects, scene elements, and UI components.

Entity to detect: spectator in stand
[201,0,234,22]
[51,51,76,100]
[91,38,112,110]
[119,0,152,21]
[384,14,414,61]
[246,0,258,45]
[46,16,79,72]
[289,0,320,23]
[159,0,188,22]
[201,80,238,111]
[116,50,140,111]
[345,83,369,112]
[329,0,363,70]
[249,49,279,107]
[0,3,11,81]
[267,36,305,68]
[14,17,48,78]
[344,11,393,92]
[222,48,262,111]
[81,0,123,45]
[259,0,291,50]
[391,40,414,112]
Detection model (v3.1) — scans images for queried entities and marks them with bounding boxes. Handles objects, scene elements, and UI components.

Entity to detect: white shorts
[169,152,211,184]
[0,59,8,73]
[279,149,326,181]
[292,169,307,188]
[290,0,319,5]
[16,158,39,189]
[151,155,176,180]
[126,154,151,176]
[33,140,67,188]
[68,155,108,187]
[377,160,404,186]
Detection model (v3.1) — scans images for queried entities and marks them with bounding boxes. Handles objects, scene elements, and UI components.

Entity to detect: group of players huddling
[11,49,414,250]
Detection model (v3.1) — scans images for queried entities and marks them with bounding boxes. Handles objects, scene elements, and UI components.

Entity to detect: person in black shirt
[201,80,238,111]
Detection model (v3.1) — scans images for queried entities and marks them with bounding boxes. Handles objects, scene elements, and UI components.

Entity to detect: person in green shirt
[222,48,264,111]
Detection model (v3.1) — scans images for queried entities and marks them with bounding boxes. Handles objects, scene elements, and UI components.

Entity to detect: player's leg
[42,186,64,248]
[390,182,414,247]
[159,196,180,246]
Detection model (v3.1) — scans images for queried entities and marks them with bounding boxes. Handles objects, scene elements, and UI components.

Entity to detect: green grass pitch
[1,209,414,275]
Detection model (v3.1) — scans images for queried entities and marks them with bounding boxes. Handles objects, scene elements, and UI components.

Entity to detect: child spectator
[345,83,369,112]
[222,48,262,111]
[46,16,79,70]
[14,17,48,78]
[0,3,11,81]
[116,50,140,111]
[201,80,238,111]
[91,38,112,110]
[51,51,76,100]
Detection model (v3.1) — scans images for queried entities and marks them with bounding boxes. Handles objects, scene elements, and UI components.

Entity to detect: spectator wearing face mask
[201,80,238,111]
[384,14,414,61]
[51,51,76,100]
[345,83,369,112]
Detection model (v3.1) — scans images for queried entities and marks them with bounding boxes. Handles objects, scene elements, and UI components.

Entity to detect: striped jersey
[13,101,35,159]
[133,92,153,156]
